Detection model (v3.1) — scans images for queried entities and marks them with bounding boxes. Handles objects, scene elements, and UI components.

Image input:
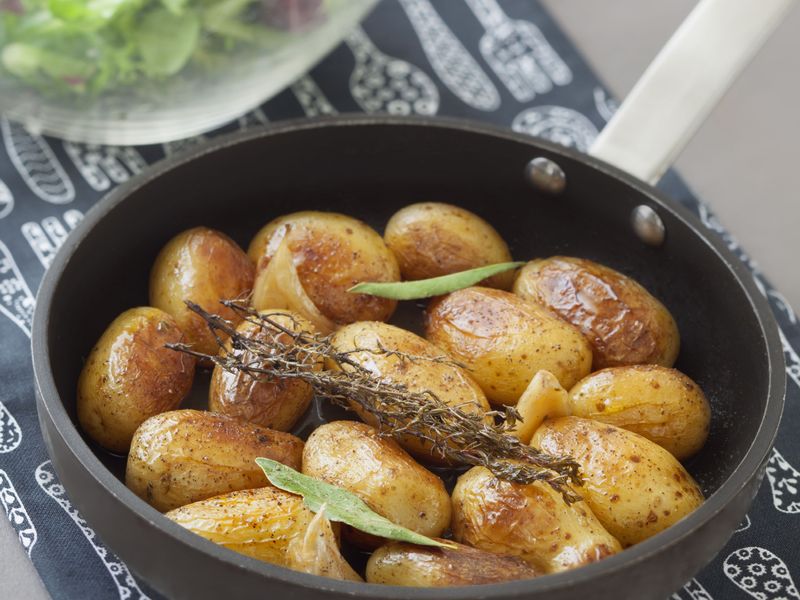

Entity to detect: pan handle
[588,0,796,185]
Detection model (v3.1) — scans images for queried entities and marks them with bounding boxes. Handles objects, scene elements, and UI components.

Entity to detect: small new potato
[569,365,711,459]
[451,466,621,573]
[425,287,592,405]
[328,321,490,461]
[531,417,705,546]
[248,211,400,326]
[149,227,255,356]
[209,310,320,431]
[514,257,680,369]
[384,202,514,289]
[126,409,303,512]
[366,540,540,586]
[166,487,320,567]
[77,307,195,454]
[303,421,451,545]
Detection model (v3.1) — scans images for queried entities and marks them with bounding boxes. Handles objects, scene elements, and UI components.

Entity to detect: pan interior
[47,122,768,514]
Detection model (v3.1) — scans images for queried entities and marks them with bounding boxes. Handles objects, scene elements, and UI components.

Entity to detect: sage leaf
[256,457,455,549]
[348,261,525,300]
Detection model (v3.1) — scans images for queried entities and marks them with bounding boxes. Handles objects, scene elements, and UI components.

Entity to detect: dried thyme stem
[168,301,582,503]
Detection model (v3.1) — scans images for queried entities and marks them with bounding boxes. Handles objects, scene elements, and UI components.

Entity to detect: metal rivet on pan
[631,205,665,246]
[525,157,566,195]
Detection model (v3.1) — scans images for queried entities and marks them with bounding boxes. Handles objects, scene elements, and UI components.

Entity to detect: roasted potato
[384,202,514,288]
[166,487,324,568]
[366,540,539,586]
[209,310,320,431]
[569,366,711,460]
[77,307,195,454]
[149,227,255,356]
[303,421,451,545]
[126,409,303,512]
[248,212,400,329]
[531,417,705,546]
[425,287,592,405]
[451,467,621,573]
[513,257,679,369]
[328,321,490,461]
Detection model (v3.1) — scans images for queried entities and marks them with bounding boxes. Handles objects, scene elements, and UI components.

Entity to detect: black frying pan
[31,115,785,600]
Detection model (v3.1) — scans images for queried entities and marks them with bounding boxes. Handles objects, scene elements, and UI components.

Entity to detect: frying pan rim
[31,114,786,598]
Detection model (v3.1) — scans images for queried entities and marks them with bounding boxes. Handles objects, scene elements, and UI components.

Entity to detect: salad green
[0,0,310,97]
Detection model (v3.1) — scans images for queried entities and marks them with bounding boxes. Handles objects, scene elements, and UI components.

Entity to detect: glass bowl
[0,0,375,145]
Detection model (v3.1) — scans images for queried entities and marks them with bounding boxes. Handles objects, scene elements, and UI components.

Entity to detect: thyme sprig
[168,301,582,504]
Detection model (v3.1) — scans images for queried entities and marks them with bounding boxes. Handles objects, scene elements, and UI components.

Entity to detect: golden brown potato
[328,321,490,462]
[366,540,540,586]
[149,227,255,356]
[126,409,303,512]
[451,467,621,573]
[248,212,400,329]
[77,307,195,454]
[425,287,592,405]
[209,310,320,431]
[531,417,705,546]
[303,421,451,546]
[569,366,711,460]
[384,202,514,289]
[513,257,679,369]
[166,487,320,568]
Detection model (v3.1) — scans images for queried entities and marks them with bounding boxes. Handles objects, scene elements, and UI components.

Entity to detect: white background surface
[2,1,798,598]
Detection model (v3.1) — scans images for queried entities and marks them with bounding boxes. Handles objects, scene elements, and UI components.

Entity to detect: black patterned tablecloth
[1,1,798,599]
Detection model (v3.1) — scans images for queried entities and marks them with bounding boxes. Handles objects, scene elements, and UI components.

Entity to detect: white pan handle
[588,0,796,185]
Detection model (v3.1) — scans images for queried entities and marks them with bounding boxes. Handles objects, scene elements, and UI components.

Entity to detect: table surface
[3,1,798,598]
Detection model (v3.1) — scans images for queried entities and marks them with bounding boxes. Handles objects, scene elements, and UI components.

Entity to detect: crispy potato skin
[77,307,195,454]
[166,487,320,567]
[425,287,592,405]
[531,417,704,546]
[149,227,255,356]
[384,202,514,289]
[569,365,711,459]
[366,540,540,586]
[328,321,490,462]
[451,467,621,573]
[126,409,303,512]
[248,211,400,324]
[303,421,451,545]
[513,257,679,369]
[209,310,319,431]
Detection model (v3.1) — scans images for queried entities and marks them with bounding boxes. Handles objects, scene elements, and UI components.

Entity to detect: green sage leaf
[256,457,455,549]
[348,261,525,300]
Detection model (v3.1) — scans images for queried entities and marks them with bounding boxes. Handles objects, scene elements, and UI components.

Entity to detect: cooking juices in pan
[76,202,711,587]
